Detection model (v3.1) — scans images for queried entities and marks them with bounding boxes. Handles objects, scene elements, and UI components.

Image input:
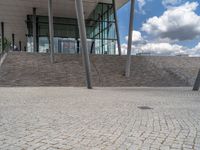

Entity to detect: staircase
[0,52,199,87]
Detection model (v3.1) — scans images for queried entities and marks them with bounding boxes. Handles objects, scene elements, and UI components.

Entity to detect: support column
[19,41,22,51]
[76,39,80,54]
[112,0,121,56]
[12,33,15,51]
[48,0,54,63]
[33,8,37,52]
[1,22,4,53]
[193,69,200,91]
[125,0,135,77]
[75,0,92,89]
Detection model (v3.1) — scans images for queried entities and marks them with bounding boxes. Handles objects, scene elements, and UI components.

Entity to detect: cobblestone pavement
[0,87,200,150]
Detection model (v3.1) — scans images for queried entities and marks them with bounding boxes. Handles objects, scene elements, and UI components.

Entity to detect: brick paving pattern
[0,87,199,150]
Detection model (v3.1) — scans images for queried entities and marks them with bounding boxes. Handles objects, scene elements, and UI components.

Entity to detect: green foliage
[0,37,11,52]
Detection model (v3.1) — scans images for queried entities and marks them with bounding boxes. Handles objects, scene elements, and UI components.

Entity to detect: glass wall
[26,3,117,55]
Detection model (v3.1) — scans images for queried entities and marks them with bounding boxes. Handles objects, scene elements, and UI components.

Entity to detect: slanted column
[1,22,4,53]
[12,33,15,51]
[125,0,135,77]
[193,69,200,91]
[48,0,54,63]
[112,0,121,56]
[33,8,37,52]
[75,0,92,89]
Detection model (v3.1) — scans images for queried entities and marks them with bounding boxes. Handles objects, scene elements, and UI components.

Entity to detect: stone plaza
[0,87,199,150]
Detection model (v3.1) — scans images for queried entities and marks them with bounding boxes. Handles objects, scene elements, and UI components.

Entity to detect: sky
[117,0,200,56]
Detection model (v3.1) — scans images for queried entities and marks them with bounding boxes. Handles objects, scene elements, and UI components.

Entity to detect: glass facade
[26,3,117,55]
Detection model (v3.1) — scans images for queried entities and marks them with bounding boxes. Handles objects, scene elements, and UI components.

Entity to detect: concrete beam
[48,0,54,63]
[125,0,135,77]
[75,0,92,89]
[193,69,200,91]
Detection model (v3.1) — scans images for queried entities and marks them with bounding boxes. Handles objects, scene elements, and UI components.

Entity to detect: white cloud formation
[137,0,146,14]
[142,2,200,41]
[190,42,200,56]
[138,42,186,56]
[162,0,182,8]
[121,43,136,55]
[125,30,144,43]
[121,30,200,56]
[121,42,187,56]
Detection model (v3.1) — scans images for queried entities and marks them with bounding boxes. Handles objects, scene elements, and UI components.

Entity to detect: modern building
[1,0,199,90]
[0,0,128,55]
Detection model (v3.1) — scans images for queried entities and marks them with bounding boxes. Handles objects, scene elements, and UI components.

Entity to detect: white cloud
[125,30,144,43]
[141,2,200,41]
[162,0,182,8]
[137,0,146,14]
[121,43,136,55]
[123,30,187,56]
[190,43,200,56]
[138,42,186,56]
[124,42,186,56]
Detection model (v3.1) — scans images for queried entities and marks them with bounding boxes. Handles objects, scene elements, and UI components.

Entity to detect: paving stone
[0,87,199,150]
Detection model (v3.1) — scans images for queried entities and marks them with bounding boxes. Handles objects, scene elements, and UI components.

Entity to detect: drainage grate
[138,106,153,110]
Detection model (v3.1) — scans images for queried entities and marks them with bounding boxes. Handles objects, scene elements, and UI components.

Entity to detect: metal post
[125,0,135,77]
[193,69,200,91]
[19,41,22,51]
[112,0,121,56]
[75,0,92,89]
[12,33,15,51]
[48,0,54,63]
[76,39,80,54]
[33,8,37,52]
[1,22,4,53]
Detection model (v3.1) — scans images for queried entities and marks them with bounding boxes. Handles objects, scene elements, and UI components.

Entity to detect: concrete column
[125,0,135,77]
[12,33,15,51]
[112,0,121,56]
[33,8,37,52]
[48,0,54,63]
[193,69,200,91]
[75,0,92,89]
[1,22,4,53]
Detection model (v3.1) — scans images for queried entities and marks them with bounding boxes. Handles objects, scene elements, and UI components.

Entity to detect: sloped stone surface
[0,52,199,87]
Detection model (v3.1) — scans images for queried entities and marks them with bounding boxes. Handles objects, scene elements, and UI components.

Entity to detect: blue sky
[117,0,200,56]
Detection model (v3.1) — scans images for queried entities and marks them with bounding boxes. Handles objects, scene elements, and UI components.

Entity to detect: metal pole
[33,8,37,52]
[75,0,92,89]
[193,69,200,91]
[12,33,15,51]
[112,0,121,56]
[1,22,4,53]
[48,0,54,63]
[19,41,22,51]
[125,0,135,77]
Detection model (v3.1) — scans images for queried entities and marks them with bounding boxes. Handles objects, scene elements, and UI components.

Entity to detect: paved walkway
[0,87,200,150]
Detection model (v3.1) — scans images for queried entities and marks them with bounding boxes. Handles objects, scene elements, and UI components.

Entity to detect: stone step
[0,52,199,87]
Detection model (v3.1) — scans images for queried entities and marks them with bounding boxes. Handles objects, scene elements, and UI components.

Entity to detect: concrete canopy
[0,0,128,50]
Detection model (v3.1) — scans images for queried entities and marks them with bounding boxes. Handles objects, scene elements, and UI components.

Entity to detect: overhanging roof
[0,0,128,47]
